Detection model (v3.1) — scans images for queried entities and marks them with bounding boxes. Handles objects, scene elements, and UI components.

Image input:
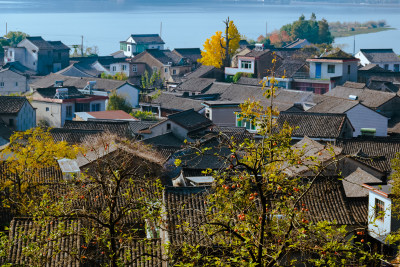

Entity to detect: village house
[31,86,108,127]
[172,48,202,70]
[0,96,36,131]
[355,49,400,72]
[0,62,36,95]
[30,73,141,108]
[120,34,165,57]
[4,36,70,75]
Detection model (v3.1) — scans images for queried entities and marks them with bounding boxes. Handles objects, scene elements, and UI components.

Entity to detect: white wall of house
[4,47,26,65]
[109,63,130,76]
[225,58,255,76]
[309,61,342,79]
[368,190,392,242]
[32,101,62,127]
[142,120,188,140]
[116,84,140,108]
[0,69,28,95]
[205,105,240,127]
[16,101,36,130]
[355,51,400,72]
[346,104,388,137]
[17,39,39,72]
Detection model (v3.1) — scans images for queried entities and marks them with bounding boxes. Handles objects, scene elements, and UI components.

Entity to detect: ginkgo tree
[199,17,241,69]
[172,70,383,266]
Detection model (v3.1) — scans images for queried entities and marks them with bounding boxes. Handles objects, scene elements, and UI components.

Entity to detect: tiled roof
[0,61,36,76]
[50,128,102,144]
[147,49,185,66]
[342,81,366,89]
[367,80,399,93]
[336,137,400,173]
[63,120,132,138]
[48,40,70,50]
[277,112,350,139]
[130,34,165,45]
[147,92,205,112]
[208,126,254,143]
[143,132,184,148]
[360,49,400,63]
[31,73,131,91]
[236,77,263,87]
[325,86,396,109]
[306,96,359,113]
[57,63,101,78]
[25,36,54,49]
[358,63,386,72]
[342,168,382,197]
[35,86,84,99]
[0,96,28,114]
[163,186,211,246]
[7,218,82,266]
[347,197,369,225]
[184,65,215,79]
[320,49,355,60]
[173,48,202,63]
[302,177,360,225]
[283,38,310,49]
[275,59,307,78]
[175,78,215,93]
[129,121,158,134]
[168,109,213,132]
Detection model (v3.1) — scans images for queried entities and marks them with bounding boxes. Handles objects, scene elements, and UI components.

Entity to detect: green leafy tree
[141,70,162,91]
[106,91,132,113]
[131,110,157,121]
[4,31,29,47]
[172,62,382,266]
[318,18,334,44]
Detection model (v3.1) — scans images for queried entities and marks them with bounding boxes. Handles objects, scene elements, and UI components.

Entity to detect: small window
[9,119,14,127]
[165,67,168,73]
[241,60,252,69]
[66,106,73,117]
[132,65,137,72]
[375,198,385,222]
[91,103,101,112]
[347,65,351,75]
[128,46,131,52]
[384,64,389,70]
[327,65,335,73]
[33,62,36,66]
[0,82,4,87]
[9,51,13,57]
[122,65,127,71]
[112,66,116,72]
[173,69,176,75]
[166,123,171,131]
[15,82,18,86]
[46,107,50,112]
[394,64,399,72]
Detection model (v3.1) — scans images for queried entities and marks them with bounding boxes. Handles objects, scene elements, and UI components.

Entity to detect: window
[9,119,14,127]
[9,51,13,57]
[91,103,101,112]
[166,123,171,131]
[395,64,400,72]
[347,65,351,74]
[122,65,127,71]
[112,66,116,72]
[132,65,137,72]
[33,62,36,66]
[46,107,50,112]
[327,65,335,73]
[241,60,252,69]
[384,64,389,70]
[15,82,18,86]
[164,67,168,73]
[173,69,176,75]
[0,82,4,87]
[75,103,90,112]
[375,198,385,221]
[128,46,131,52]
[66,106,73,117]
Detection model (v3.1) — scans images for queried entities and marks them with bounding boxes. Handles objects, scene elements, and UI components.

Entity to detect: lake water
[0,0,399,55]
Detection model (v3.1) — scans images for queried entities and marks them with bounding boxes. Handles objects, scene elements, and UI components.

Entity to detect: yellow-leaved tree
[199,17,241,69]
[0,127,81,214]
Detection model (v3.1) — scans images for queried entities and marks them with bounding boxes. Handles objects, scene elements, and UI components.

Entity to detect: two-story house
[0,96,36,131]
[3,36,70,75]
[355,49,400,72]
[31,86,108,127]
[120,34,165,57]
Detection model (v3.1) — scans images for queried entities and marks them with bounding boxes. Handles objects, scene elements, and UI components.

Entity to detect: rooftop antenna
[266,21,267,36]
[160,22,162,38]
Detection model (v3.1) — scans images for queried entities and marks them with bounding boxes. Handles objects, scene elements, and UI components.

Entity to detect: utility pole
[81,35,84,56]
[160,22,162,38]
[266,21,267,37]
[5,22,7,35]
[353,35,356,56]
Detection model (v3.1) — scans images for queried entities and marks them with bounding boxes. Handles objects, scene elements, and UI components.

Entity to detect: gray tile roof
[175,78,215,93]
[360,49,400,63]
[0,96,28,114]
[342,168,381,198]
[325,86,396,109]
[306,96,359,113]
[342,81,366,89]
[50,128,103,144]
[143,132,184,148]
[31,73,130,91]
[236,77,263,86]
[25,36,54,49]
[168,109,212,132]
[129,120,158,134]
[0,61,36,76]
[184,65,215,79]
[130,34,165,45]
[63,120,132,138]
[57,63,101,78]
[275,59,307,78]
[48,40,70,50]
[147,92,205,112]
[336,137,400,173]
[35,86,84,99]
[277,112,350,139]
[173,48,201,63]
[145,49,184,66]
[358,63,386,72]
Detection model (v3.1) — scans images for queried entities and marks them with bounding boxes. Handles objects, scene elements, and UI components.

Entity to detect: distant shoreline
[332,27,396,38]
[290,1,400,7]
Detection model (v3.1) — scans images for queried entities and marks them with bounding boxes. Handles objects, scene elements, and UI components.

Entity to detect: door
[315,63,321,79]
